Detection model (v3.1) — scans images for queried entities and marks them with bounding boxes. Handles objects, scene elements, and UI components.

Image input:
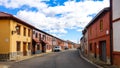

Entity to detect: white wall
[113,21,120,51]
[112,0,120,20]
[112,0,120,51]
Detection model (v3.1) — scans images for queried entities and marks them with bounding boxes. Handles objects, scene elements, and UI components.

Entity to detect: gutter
[109,0,113,65]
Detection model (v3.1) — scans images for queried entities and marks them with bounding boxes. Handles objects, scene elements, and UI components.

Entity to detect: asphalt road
[10,49,97,68]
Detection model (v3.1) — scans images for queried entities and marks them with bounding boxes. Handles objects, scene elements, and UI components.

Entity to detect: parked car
[53,46,61,52]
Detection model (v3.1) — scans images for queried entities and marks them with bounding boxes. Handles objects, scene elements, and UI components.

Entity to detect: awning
[33,38,40,43]
[41,40,48,44]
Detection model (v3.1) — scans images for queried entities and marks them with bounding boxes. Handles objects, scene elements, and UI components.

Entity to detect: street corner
[0,64,10,68]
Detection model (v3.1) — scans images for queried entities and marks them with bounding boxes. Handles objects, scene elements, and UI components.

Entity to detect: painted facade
[81,8,111,64]
[80,37,85,53]
[0,12,33,61]
[87,7,111,64]
[0,12,77,61]
[111,0,120,67]
[67,40,76,49]
[45,35,52,52]
[32,29,42,54]
[32,28,53,53]
[82,29,88,55]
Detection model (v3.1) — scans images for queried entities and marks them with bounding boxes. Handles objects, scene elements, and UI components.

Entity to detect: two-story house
[85,7,111,64]
[0,12,33,61]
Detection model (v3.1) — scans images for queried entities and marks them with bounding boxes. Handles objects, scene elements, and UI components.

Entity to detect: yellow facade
[0,20,10,54]
[0,19,32,60]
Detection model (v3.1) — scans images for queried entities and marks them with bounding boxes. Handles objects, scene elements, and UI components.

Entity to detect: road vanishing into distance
[10,50,97,68]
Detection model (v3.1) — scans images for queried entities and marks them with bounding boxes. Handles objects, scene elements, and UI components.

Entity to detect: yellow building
[0,12,33,61]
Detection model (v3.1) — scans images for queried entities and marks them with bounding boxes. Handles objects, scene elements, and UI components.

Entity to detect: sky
[0,0,109,43]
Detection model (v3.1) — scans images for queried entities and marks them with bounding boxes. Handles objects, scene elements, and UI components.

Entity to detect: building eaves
[85,7,110,29]
[0,12,65,42]
[0,12,34,28]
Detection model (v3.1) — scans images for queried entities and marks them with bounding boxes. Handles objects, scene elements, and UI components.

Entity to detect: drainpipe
[110,0,113,65]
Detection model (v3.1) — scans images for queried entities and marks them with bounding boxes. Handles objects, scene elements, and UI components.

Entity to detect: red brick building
[32,28,42,54]
[32,28,53,54]
[86,7,111,64]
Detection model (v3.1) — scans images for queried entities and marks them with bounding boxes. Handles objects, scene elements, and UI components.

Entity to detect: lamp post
[11,25,19,35]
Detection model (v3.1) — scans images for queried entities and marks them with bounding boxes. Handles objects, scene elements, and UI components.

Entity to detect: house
[85,7,111,64]
[52,37,57,49]
[111,0,120,67]
[80,36,86,54]
[82,28,88,55]
[45,34,53,52]
[67,40,75,49]
[0,11,71,61]
[32,28,43,54]
[64,41,68,49]
[0,12,33,61]
[59,39,65,50]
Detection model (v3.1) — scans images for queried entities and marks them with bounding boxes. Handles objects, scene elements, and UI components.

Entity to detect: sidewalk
[78,49,116,68]
[0,52,52,68]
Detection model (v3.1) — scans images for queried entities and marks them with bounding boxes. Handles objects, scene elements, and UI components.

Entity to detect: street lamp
[11,25,19,35]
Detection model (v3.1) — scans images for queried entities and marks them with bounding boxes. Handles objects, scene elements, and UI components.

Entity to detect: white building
[111,0,120,67]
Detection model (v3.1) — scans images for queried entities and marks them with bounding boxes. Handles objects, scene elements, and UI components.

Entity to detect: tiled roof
[85,7,110,28]
[0,12,35,28]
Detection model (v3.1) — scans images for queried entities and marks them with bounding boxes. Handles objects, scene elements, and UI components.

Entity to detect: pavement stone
[0,52,52,68]
[78,49,117,68]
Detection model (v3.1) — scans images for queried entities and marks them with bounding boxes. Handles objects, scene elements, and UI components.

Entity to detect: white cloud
[0,0,110,38]
[0,0,48,9]
[77,29,83,32]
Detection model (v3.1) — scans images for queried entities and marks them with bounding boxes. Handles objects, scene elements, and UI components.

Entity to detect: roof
[85,7,110,29]
[0,12,35,28]
[0,12,65,42]
[33,27,65,42]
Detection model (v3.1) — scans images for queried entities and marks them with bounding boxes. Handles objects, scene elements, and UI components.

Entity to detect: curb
[0,52,53,68]
[78,49,103,68]
[15,52,53,62]
[0,64,10,68]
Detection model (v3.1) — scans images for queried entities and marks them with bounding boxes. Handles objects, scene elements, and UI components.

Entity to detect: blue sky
[0,0,109,43]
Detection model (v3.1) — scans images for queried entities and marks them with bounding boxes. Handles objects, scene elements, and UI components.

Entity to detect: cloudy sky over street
[0,0,109,43]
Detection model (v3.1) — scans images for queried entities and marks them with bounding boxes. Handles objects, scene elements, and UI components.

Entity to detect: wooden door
[99,41,106,62]
[23,42,27,56]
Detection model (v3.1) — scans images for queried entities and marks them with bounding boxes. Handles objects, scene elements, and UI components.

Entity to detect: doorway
[23,42,27,56]
[94,43,97,58]
[99,41,107,62]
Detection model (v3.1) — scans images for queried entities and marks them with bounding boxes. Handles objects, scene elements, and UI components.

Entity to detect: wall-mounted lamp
[11,26,19,35]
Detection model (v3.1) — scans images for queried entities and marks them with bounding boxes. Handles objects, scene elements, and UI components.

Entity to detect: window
[16,25,20,35]
[28,29,31,37]
[16,41,21,51]
[35,32,38,38]
[100,19,103,31]
[39,34,41,41]
[42,35,46,40]
[23,27,26,36]
[33,31,35,34]
[90,28,92,35]
[28,43,31,50]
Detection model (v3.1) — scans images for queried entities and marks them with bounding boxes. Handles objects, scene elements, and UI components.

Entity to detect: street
[10,50,97,68]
